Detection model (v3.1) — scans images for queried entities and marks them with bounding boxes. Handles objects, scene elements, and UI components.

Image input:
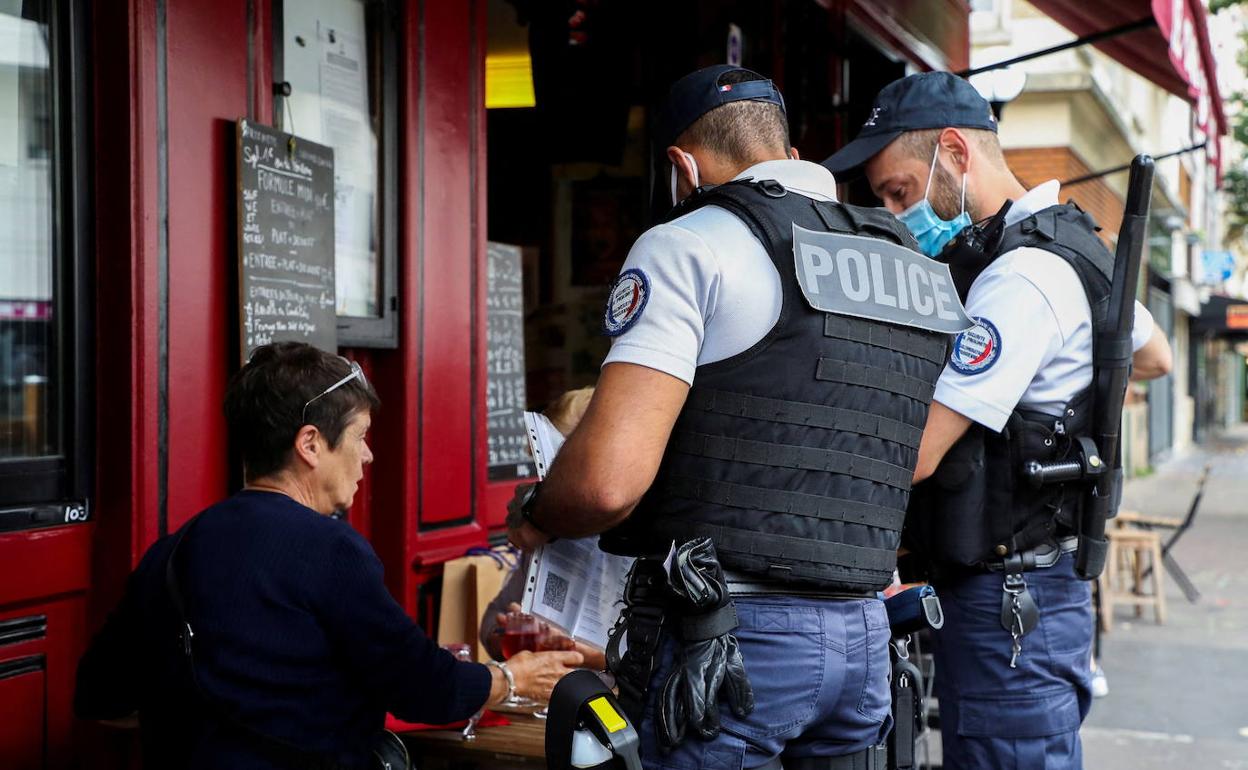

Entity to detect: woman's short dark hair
[224,342,381,480]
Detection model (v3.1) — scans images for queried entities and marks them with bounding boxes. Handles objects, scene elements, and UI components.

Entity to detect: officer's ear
[937,128,971,175]
[666,145,700,197]
[788,146,801,161]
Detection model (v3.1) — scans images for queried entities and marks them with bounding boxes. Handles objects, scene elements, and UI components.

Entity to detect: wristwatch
[486,659,516,701]
[518,483,550,535]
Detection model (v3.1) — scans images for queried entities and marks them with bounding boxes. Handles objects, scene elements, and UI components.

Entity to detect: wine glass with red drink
[498,611,544,708]
[500,612,543,658]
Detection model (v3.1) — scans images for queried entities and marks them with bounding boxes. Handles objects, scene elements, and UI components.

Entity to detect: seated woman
[75,342,580,769]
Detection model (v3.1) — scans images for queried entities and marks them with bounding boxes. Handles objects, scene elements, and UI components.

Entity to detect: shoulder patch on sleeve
[603,268,651,337]
[949,317,1002,375]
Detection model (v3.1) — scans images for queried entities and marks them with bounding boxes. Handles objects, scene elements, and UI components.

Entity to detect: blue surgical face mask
[898,143,972,257]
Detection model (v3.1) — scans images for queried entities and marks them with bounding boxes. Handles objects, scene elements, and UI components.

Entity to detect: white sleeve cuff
[602,342,697,385]
[932,379,1012,433]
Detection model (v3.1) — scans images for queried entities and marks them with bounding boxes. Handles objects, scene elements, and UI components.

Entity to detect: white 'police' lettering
[793,225,973,334]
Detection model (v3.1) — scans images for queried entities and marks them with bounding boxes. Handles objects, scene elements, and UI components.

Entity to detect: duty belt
[723,570,876,599]
[983,535,1078,572]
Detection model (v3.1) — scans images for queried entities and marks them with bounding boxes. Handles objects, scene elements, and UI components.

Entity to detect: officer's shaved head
[676,70,790,164]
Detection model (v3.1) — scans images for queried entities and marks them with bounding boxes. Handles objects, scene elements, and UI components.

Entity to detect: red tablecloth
[385,710,511,733]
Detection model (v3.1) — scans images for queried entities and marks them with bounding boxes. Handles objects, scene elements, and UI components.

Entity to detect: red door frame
[367,0,502,614]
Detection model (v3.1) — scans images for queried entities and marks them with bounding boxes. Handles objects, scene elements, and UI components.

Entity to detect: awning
[1026,0,1227,177]
[1193,294,1248,338]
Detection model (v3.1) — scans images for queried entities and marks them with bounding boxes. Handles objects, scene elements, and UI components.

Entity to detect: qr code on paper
[542,573,569,613]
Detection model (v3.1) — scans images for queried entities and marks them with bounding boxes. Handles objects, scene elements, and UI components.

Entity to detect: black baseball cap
[656,65,786,150]
[821,71,997,175]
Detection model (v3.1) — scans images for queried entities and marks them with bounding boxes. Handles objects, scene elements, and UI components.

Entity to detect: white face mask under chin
[670,152,700,207]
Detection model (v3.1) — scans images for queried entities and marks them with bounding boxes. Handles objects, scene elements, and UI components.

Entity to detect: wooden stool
[1099,524,1166,631]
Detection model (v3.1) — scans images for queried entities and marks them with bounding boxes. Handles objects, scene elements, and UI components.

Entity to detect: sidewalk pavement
[1082,424,1248,768]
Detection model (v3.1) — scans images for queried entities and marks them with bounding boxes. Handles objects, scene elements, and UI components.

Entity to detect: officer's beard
[928,161,979,222]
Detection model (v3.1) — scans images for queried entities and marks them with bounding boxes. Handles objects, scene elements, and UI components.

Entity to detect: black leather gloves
[657,538,754,749]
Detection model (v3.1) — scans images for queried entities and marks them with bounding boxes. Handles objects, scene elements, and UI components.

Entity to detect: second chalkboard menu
[487,242,537,481]
[236,119,337,362]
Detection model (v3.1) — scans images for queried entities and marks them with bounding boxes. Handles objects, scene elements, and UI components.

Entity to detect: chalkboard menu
[487,242,537,481]
[236,119,337,361]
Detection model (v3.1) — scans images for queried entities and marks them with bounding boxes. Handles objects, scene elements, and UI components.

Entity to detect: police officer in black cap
[823,71,1173,769]
[510,65,973,770]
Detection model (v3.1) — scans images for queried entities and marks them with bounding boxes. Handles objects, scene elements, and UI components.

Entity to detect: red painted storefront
[0,1,967,766]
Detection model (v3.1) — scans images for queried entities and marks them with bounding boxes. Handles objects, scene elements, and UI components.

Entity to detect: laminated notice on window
[791,224,974,334]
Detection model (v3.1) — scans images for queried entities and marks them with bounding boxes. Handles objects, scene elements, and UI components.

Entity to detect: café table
[398,705,549,769]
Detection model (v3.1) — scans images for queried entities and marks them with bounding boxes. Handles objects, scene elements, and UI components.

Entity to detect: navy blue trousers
[930,553,1094,770]
[638,596,892,770]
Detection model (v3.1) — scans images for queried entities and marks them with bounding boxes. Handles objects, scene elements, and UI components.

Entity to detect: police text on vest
[792,225,974,334]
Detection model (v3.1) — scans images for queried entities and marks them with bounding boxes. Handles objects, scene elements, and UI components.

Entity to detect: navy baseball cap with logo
[656,64,786,150]
[822,71,997,175]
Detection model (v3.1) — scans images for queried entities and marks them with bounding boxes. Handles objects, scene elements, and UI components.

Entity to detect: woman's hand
[501,650,583,703]
[543,634,607,671]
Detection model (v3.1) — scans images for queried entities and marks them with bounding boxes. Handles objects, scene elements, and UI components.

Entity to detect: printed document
[519,411,633,649]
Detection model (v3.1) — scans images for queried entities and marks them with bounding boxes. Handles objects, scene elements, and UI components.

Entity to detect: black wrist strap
[680,603,739,641]
[520,484,556,539]
[521,507,551,535]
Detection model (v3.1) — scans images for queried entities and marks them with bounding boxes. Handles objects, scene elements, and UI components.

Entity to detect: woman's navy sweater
[75,490,491,769]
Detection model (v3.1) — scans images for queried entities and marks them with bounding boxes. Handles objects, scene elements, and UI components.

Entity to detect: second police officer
[823,72,1173,770]
[510,66,972,769]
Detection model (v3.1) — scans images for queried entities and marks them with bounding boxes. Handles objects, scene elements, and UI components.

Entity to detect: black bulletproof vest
[599,180,950,592]
[903,203,1114,574]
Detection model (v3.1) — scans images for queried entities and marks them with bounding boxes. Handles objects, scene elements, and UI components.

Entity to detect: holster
[606,558,669,726]
[889,654,923,770]
[883,586,942,770]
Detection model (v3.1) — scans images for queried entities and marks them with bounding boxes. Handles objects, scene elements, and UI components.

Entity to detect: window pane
[282,0,382,318]
[0,3,59,461]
